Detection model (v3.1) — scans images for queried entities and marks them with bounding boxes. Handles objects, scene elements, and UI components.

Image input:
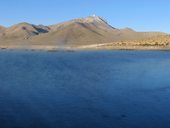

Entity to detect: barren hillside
[0,16,167,48]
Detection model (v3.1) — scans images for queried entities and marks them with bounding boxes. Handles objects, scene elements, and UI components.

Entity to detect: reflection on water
[0,50,170,128]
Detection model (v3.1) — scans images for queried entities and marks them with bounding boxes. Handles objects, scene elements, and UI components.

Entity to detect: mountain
[0,23,50,41]
[0,16,167,48]
[30,16,120,46]
[29,16,166,46]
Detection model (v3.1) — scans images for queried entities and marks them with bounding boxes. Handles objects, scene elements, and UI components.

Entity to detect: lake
[0,50,170,128]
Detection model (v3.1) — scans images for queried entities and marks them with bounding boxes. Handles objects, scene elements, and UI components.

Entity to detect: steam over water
[0,50,170,128]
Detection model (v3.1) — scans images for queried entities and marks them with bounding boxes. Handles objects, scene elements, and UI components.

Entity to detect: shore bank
[0,43,170,51]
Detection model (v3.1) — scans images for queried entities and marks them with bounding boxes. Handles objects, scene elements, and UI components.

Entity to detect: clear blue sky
[0,0,170,33]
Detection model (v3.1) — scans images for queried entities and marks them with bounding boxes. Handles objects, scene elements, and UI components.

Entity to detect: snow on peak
[83,15,108,24]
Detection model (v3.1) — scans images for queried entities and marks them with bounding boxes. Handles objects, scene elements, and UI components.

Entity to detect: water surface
[0,50,170,128]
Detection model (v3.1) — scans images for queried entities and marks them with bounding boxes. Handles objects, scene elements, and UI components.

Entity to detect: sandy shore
[0,43,170,51]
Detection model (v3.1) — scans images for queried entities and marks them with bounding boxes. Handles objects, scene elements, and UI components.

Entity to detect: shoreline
[0,44,170,51]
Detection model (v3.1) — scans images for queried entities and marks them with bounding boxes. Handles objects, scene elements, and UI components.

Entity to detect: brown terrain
[0,16,169,50]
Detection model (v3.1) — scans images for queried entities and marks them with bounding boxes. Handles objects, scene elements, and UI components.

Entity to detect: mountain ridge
[0,16,168,48]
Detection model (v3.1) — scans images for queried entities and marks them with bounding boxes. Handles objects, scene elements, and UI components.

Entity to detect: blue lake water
[0,50,170,128]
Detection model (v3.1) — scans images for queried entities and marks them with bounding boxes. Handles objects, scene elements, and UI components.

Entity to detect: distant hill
[0,16,167,48]
[0,23,50,40]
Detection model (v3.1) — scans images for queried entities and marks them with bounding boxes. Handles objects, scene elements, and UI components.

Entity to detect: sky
[0,0,170,33]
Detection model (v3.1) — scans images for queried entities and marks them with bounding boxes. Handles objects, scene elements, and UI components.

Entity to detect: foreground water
[0,50,170,128]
